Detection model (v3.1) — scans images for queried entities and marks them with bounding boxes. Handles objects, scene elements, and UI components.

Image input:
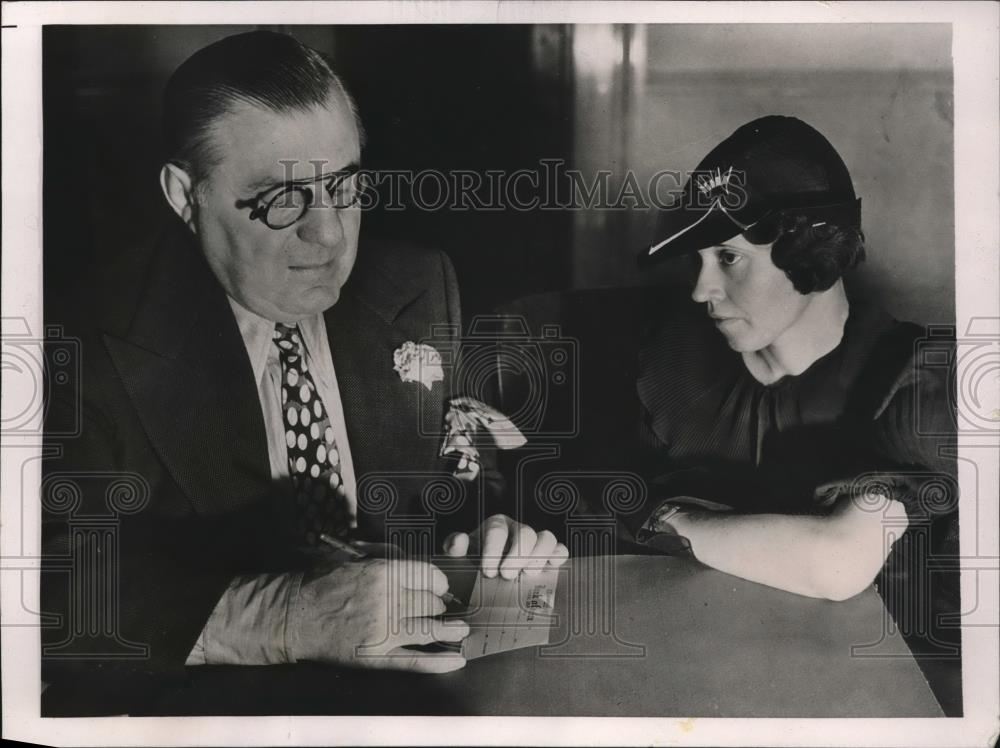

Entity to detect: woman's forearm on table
[669,498,907,601]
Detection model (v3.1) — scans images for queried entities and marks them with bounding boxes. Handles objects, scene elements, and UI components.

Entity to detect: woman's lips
[712,316,742,330]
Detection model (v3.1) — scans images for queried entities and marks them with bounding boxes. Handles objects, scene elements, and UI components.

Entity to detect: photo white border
[2,2,997,746]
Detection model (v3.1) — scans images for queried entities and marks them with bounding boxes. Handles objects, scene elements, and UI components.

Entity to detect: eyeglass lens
[263,172,360,229]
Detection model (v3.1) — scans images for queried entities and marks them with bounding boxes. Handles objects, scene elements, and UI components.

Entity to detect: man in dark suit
[41,30,566,713]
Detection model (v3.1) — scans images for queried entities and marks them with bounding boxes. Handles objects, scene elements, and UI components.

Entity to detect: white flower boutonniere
[441,396,527,481]
[393,342,444,391]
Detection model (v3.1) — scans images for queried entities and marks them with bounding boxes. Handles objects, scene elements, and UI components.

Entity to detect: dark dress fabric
[635,299,952,511]
[632,295,961,713]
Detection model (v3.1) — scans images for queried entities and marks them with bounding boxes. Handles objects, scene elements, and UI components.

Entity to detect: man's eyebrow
[244,175,283,194]
[244,161,361,195]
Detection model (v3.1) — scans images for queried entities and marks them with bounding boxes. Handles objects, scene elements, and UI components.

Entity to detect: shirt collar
[227,297,328,385]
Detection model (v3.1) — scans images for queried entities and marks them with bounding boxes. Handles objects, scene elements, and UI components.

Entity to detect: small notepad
[460,567,560,660]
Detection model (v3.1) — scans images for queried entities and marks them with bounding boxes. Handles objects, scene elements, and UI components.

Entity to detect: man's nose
[691,260,725,304]
[295,191,345,248]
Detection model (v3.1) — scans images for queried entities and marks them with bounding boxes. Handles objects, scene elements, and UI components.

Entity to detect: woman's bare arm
[667,495,909,601]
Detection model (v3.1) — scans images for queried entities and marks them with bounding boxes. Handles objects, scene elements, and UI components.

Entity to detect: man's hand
[289,558,468,673]
[443,514,569,579]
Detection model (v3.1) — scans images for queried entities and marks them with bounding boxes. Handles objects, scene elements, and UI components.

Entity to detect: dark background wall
[582,24,955,326]
[43,24,954,326]
[42,24,575,322]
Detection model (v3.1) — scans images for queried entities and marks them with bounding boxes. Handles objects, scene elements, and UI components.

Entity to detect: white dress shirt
[186,298,358,665]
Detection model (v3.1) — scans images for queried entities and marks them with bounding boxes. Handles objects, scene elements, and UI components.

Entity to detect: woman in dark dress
[631,116,959,709]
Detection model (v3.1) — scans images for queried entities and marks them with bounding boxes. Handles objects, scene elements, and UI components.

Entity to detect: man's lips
[289,258,337,272]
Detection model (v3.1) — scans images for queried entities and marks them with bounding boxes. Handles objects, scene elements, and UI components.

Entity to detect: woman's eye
[718,251,742,267]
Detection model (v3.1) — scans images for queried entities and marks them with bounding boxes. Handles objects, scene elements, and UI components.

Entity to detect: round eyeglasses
[242,168,363,230]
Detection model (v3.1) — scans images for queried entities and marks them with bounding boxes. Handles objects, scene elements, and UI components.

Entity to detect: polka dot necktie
[273,323,353,545]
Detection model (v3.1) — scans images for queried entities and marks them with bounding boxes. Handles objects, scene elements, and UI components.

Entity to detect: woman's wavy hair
[749,213,866,294]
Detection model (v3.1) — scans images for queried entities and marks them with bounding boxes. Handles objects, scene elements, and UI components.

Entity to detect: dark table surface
[135,554,942,717]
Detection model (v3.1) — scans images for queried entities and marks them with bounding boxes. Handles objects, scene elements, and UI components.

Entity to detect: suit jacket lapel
[324,290,396,487]
[102,226,272,515]
[323,239,443,524]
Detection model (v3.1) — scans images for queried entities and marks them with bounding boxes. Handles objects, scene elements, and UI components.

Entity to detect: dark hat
[639,115,861,266]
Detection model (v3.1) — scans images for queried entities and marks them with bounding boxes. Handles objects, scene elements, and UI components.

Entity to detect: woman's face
[691,234,811,353]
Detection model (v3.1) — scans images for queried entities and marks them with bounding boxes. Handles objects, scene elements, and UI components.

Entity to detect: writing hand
[289,557,468,673]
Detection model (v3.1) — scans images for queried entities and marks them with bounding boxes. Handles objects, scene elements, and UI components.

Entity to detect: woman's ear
[159,162,198,233]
